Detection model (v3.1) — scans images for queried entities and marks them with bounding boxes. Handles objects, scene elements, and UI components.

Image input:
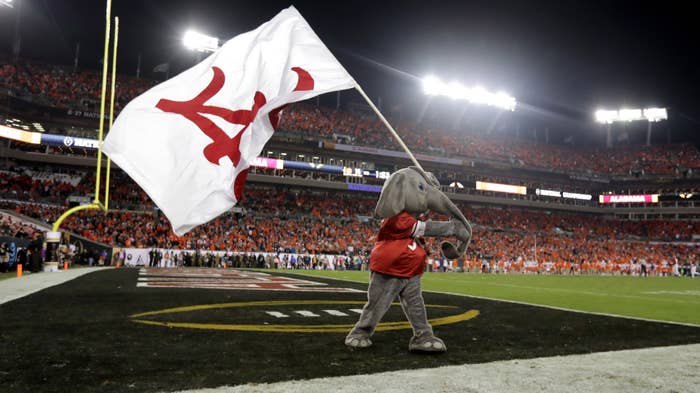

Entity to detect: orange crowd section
[1,184,696,271]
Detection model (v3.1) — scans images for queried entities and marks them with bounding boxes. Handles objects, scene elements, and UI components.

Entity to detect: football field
[1,267,699,393]
[287,270,700,325]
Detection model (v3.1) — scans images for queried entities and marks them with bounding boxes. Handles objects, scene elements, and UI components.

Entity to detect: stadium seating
[0,211,40,239]
[277,104,700,175]
[0,60,155,111]
[3,59,700,176]
[1,181,696,275]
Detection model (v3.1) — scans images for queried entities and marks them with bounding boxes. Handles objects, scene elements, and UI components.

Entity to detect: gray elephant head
[375,166,472,259]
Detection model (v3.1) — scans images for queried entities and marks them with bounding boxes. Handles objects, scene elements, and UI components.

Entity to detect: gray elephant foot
[345,335,372,349]
[409,335,447,353]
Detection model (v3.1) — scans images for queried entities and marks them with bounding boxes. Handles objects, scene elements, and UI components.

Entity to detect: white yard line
[176,343,700,393]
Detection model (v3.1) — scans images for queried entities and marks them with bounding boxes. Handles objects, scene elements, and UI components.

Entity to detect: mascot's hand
[454,220,471,244]
[440,221,471,259]
[425,220,472,259]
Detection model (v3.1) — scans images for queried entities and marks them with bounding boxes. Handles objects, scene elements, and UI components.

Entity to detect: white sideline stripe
[433,290,700,328]
[643,290,700,296]
[323,309,348,316]
[427,276,700,305]
[281,272,700,328]
[0,267,113,305]
[176,343,700,393]
[294,310,320,317]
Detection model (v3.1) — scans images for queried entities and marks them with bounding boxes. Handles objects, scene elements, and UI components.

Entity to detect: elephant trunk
[427,187,472,259]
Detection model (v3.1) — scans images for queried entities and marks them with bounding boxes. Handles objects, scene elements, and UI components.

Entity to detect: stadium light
[594,110,617,124]
[0,0,13,9]
[594,107,667,124]
[183,29,220,53]
[422,75,516,111]
[643,107,668,122]
[595,107,667,147]
[618,109,642,122]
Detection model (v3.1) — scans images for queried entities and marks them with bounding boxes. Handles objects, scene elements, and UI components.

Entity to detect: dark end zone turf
[1,269,699,393]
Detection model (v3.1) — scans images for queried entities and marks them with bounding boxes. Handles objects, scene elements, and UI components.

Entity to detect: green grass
[0,271,16,281]
[274,270,700,325]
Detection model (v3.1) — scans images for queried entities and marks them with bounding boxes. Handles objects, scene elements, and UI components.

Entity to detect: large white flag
[103,6,356,235]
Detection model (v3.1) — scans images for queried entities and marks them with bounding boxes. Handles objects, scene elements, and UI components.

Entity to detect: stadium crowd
[0,60,155,111]
[2,162,698,244]
[0,212,40,239]
[279,104,700,176]
[3,59,700,176]
[1,182,697,276]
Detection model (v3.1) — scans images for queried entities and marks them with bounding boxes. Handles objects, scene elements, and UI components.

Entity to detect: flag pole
[354,85,425,172]
[105,16,119,212]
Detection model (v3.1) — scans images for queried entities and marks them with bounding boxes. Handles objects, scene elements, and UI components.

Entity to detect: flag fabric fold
[103,6,356,235]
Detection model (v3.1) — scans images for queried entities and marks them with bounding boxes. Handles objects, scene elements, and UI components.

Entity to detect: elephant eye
[418,183,425,191]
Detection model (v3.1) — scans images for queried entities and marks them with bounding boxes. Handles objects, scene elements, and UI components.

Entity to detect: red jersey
[369,212,427,278]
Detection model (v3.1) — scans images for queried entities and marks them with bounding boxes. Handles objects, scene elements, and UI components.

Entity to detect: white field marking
[322,310,349,316]
[138,269,273,278]
[294,310,320,317]
[176,343,700,393]
[426,276,700,305]
[278,283,363,293]
[136,282,261,288]
[265,311,289,318]
[433,289,700,328]
[643,290,700,296]
[136,269,363,293]
[0,267,114,305]
[135,284,362,292]
[139,271,317,283]
[349,309,364,314]
[136,277,317,284]
[281,272,700,328]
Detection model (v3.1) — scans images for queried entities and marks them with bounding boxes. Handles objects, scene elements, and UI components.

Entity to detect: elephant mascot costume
[345,167,472,352]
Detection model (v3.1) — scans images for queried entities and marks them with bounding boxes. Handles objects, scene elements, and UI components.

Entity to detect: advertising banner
[41,133,99,149]
[0,125,41,144]
[476,181,527,195]
[598,194,659,204]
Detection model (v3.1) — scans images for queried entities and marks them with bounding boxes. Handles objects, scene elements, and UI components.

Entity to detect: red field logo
[137,268,363,293]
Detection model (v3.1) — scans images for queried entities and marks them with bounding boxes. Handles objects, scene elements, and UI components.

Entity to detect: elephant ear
[375,171,406,218]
